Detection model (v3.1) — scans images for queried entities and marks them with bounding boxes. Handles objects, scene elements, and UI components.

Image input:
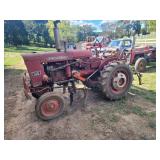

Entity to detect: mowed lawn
[4,45,56,69]
[4,45,156,103]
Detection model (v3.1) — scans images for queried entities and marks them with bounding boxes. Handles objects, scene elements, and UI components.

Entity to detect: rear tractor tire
[35,92,65,121]
[134,57,147,72]
[100,62,133,100]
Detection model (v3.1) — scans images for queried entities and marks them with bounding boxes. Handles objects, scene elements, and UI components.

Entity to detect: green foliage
[76,25,97,41]
[47,21,54,43]
[23,20,52,47]
[5,20,54,47]
[4,20,29,46]
[58,20,77,42]
[100,20,151,39]
[101,20,126,39]
[147,20,156,32]
[130,106,147,116]
[4,20,156,47]
[58,21,96,43]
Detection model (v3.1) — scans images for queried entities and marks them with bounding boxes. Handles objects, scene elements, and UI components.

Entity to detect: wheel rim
[111,70,128,93]
[41,99,61,117]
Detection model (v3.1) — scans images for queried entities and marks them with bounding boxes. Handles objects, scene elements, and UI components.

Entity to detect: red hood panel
[22,50,92,62]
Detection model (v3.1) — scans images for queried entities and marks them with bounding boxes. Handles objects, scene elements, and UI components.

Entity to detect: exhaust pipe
[54,20,61,52]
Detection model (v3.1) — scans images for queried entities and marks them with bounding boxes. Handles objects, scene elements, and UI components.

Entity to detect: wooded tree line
[5,20,54,47]
[4,20,156,47]
[4,20,97,47]
[101,20,156,39]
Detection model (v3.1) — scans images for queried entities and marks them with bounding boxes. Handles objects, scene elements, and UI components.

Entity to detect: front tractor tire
[35,92,65,121]
[100,62,133,100]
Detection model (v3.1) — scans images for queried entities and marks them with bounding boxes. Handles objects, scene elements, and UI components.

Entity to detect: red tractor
[22,21,133,120]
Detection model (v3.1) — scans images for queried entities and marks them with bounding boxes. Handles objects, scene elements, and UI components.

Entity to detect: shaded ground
[4,68,156,140]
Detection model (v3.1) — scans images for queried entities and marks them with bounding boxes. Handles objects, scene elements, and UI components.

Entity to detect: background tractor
[22,21,133,120]
[104,38,156,72]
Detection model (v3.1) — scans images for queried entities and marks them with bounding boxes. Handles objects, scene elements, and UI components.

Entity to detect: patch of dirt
[4,69,156,140]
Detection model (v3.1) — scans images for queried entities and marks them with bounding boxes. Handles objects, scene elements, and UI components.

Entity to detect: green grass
[130,106,147,116]
[131,63,156,103]
[4,45,55,53]
[4,45,56,69]
[147,112,156,118]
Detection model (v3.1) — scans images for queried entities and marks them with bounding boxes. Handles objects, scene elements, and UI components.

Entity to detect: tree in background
[101,21,125,39]
[123,20,141,37]
[4,20,156,47]
[101,20,156,39]
[23,20,52,47]
[4,20,28,46]
[23,20,37,44]
[5,20,71,47]
[147,20,156,33]
[47,20,54,45]
[76,24,97,42]
[101,20,142,39]
[58,20,77,42]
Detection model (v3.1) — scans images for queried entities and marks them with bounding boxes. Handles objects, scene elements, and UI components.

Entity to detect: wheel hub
[41,99,60,116]
[113,72,127,90]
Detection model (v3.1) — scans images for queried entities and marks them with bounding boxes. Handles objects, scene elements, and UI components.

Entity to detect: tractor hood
[22,50,92,63]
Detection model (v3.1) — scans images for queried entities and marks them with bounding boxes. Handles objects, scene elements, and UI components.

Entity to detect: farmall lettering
[48,56,69,61]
